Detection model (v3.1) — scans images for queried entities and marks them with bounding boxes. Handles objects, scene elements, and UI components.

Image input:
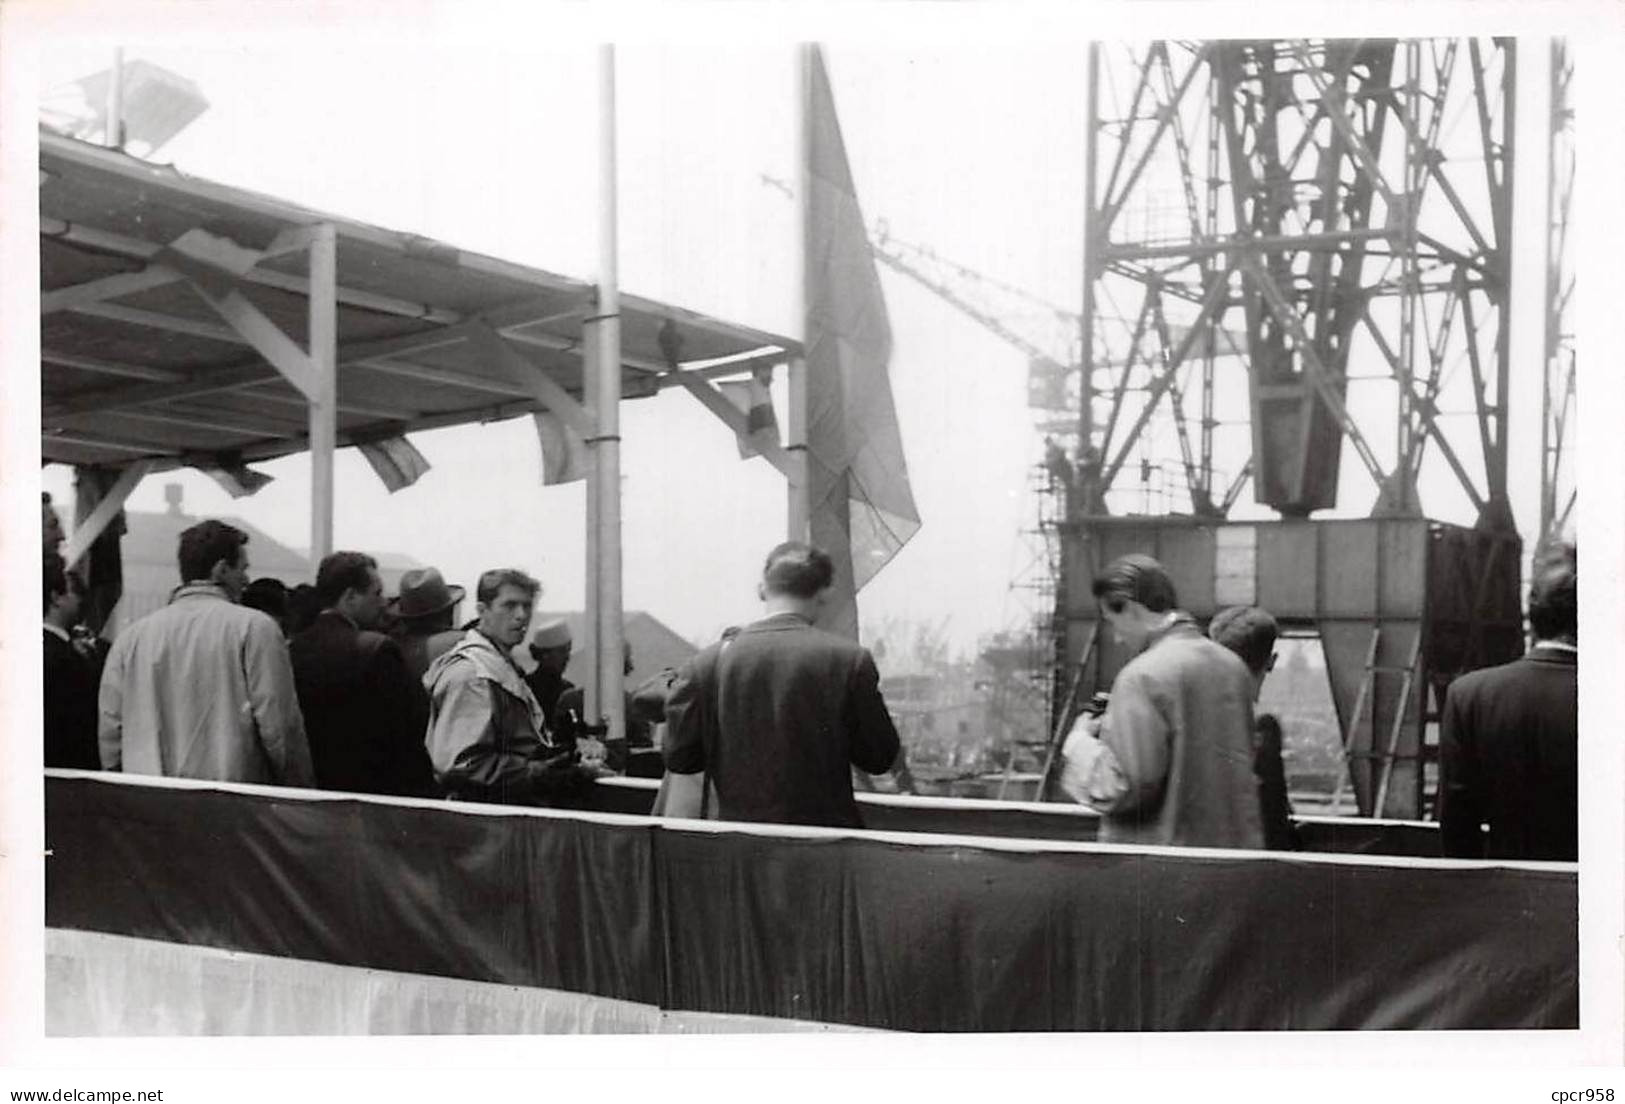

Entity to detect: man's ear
[208,559,231,586]
[755,581,766,602]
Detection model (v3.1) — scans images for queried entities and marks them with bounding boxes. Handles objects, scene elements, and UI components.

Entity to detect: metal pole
[787,44,814,542]
[593,44,625,745]
[308,223,337,562]
[1079,41,1099,476]
[106,47,124,150]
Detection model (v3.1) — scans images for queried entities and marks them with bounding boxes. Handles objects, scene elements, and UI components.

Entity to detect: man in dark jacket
[290,551,436,798]
[1438,541,1578,861]
[662,541,900,828]
[44,552,100,771]
[1208,605,1300,850]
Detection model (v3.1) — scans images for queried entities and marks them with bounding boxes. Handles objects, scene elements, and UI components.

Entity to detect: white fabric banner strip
[46,929,870,1037]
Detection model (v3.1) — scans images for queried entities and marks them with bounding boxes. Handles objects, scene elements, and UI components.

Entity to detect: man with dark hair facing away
[44,552,100,771]
[1438,541,1578,861]
[1059,553,1262,849]
[290,552,436,797]
[1208,605,1300,850]
[423,568,592,805]
[661,541,901,827]
[241,577,292,638]
[98,520,312,786]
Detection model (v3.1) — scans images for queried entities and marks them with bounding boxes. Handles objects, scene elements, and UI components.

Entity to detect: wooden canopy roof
[39,130,797,472]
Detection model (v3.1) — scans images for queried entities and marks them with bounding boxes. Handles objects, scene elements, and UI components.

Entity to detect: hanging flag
[358,435,432,493]
[533,410,589,485]
[716,367,782,459]
[196,460,274,499]
[804,45,921,639]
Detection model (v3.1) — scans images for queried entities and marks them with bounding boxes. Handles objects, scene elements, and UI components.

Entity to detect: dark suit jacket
[1437,646,1577,861]
[290,611,436,798]
[663,612,900,828]
[44,629,101,770]
[1253,714,1300,850]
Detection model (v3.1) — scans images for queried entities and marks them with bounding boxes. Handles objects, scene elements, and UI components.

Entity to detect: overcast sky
[31,19,1557,655]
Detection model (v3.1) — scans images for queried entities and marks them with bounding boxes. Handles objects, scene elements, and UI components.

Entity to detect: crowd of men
[1058,546,1578,860]
[43,491,1577,857]
[44,498,901,823]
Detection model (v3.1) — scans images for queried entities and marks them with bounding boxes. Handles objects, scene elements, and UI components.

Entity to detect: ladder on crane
[1331,625,1423,818]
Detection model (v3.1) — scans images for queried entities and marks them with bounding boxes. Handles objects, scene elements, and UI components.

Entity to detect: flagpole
[592,44,625,745]
[786,43,812,543]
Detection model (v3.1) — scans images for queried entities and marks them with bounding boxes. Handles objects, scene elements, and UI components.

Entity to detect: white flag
[533,411,588,485]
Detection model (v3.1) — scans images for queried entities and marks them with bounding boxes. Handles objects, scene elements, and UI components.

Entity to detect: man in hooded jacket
[423,568,590,805]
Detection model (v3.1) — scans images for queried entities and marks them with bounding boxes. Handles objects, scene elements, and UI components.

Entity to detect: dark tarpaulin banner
[44,774,1576,1032]
[590,778,1447,855]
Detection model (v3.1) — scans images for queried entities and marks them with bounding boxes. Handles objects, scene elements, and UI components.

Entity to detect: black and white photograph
[2,0,1621,1097]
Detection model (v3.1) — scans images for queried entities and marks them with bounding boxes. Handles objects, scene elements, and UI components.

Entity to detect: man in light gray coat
[99,520,313,786]
[1061,554,1262,849]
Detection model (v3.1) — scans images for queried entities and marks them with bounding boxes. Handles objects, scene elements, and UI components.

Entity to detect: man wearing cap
[523,617,578,749]
[423,569,592,805]
[392,567,467,684]
[291,551,437,798]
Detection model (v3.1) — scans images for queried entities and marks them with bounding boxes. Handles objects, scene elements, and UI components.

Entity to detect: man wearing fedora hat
[392,567,467,684]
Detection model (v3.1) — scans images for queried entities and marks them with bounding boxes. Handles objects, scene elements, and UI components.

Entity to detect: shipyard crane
[1061,38,1530,820]
[868,224,1250,521]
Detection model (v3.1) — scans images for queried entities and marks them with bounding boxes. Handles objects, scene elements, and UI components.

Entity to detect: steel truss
[1541,39,1576,547]
[1079,38,1518,530]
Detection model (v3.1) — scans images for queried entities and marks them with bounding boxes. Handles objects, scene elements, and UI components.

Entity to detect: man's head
[1528,540,1577,644]
[758,541,836,615]
[476,568,540,649]
[177,519,250,600]
[43,552,83,627]
[1091,553,1179,652]
[242,577,291,633]
[42,493,64,553]
[528,617,573,674]
[315,552,385,629]
[1208,605,1278,699]
[392,567,465,632]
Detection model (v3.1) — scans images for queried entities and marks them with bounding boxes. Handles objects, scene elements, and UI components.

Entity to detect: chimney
[164,482,183,517]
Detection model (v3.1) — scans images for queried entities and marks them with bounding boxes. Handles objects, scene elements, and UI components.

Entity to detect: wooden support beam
[674,372,793,477]
[44,432,156,456]
[41,350,185,383]
[193,283,320,401]
[42,217,463,324]
[357,355,534,402]
[71,301,244,344]
[41,268,182,314]
[114,406,293,437]
[501,325,668,376]
[63,460,153,570]
[469,323,594,438]
[236,385,416,423]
